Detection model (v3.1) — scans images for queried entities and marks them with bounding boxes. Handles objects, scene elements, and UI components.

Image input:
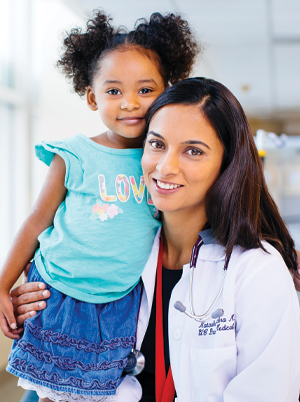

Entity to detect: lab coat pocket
[190,344,237,402]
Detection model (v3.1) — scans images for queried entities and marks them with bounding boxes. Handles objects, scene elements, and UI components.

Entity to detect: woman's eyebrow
[181,140,211,150]
[147,131,164,139]
[147,131,211,150]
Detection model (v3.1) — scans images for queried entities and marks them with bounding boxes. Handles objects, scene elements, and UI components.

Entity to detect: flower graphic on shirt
[93,203,108,215]
[92,204,101,213]
[90,200,123,221]
[107,204,119,219]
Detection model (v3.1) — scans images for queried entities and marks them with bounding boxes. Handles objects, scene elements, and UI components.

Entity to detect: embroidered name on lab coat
[198,314,235,336]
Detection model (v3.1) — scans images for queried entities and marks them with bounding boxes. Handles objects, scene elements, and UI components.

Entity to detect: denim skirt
[7,261,141,397]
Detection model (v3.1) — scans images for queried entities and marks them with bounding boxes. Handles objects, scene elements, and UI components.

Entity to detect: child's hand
[0,291,19,339]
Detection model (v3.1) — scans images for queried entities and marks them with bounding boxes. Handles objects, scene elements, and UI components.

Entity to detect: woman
[10,78,300,401]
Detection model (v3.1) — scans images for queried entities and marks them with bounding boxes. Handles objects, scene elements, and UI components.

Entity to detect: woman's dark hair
[57,10,200,96]
[145,77,297,270]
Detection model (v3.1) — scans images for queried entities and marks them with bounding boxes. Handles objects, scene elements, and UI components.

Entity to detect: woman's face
[142,104,224,218]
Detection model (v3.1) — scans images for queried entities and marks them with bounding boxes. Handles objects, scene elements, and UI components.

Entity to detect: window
[0,0,34,264]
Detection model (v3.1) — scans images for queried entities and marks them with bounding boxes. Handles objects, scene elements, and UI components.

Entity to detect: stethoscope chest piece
[123,349,145,376]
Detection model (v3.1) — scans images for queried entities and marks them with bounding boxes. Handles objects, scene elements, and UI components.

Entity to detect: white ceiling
[61,0,300,119]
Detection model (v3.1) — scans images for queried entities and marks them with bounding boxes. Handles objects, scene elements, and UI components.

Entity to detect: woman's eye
[107,89,121,95]
[149,140,164,149]
[139,88,152,94]
[186,148,204,156]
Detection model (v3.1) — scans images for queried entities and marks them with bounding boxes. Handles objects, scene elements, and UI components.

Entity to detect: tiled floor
[0,370,25,402]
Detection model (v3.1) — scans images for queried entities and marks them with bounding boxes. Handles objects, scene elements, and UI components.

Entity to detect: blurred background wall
[0,0,299,399]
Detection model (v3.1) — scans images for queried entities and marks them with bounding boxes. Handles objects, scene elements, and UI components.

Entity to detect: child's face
[87,47,165,146]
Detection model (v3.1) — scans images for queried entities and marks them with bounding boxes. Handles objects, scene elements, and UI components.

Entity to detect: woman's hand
[293,250,300,292]
[6,263,51,339]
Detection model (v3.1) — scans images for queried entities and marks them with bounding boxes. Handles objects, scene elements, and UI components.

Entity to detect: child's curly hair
[57,10,200,96]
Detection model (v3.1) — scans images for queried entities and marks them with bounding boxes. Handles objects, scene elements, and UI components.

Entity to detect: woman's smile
[154,179,183,191]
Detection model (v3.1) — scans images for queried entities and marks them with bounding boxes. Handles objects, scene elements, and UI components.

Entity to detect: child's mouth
[118,117,144,125]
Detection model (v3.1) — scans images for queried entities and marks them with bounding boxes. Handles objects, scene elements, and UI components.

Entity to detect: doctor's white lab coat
[117,228,300,402]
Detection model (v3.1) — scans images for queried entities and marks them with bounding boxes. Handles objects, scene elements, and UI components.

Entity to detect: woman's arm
[0,155,66,338]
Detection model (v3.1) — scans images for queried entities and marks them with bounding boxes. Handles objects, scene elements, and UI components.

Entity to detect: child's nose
[120,94,140,111]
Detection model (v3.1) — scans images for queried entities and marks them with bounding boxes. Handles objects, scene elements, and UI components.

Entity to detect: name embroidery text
[198,314,235,336]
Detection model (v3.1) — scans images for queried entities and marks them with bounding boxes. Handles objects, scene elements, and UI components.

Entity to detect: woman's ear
[86,86,98,111]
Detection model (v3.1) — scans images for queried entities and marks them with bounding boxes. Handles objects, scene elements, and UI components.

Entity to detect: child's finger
[0,313,20,339]
[11,327,24,335]
[3,304,17,330]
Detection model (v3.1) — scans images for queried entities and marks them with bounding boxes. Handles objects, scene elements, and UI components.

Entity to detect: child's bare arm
[0,154,67,337]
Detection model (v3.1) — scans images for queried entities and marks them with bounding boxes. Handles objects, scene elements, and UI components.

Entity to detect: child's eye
[148,139,164,149]
[139,88,152,94]
[107,89,121,95]
[186,148,204,156]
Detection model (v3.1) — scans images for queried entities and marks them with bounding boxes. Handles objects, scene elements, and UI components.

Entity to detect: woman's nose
[156,151,180,176]
[120,94,139,111]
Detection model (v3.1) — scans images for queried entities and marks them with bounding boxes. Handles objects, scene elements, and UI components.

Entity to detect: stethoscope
[174,234,230,322]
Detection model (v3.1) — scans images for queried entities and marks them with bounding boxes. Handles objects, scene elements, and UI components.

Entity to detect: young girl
[0,10,199,402]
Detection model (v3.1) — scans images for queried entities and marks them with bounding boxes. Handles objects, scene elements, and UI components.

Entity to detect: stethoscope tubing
[189,265,226,321]
[175,234,229,322]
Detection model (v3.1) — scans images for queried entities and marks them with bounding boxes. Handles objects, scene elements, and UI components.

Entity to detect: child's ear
[86,86,98,111]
